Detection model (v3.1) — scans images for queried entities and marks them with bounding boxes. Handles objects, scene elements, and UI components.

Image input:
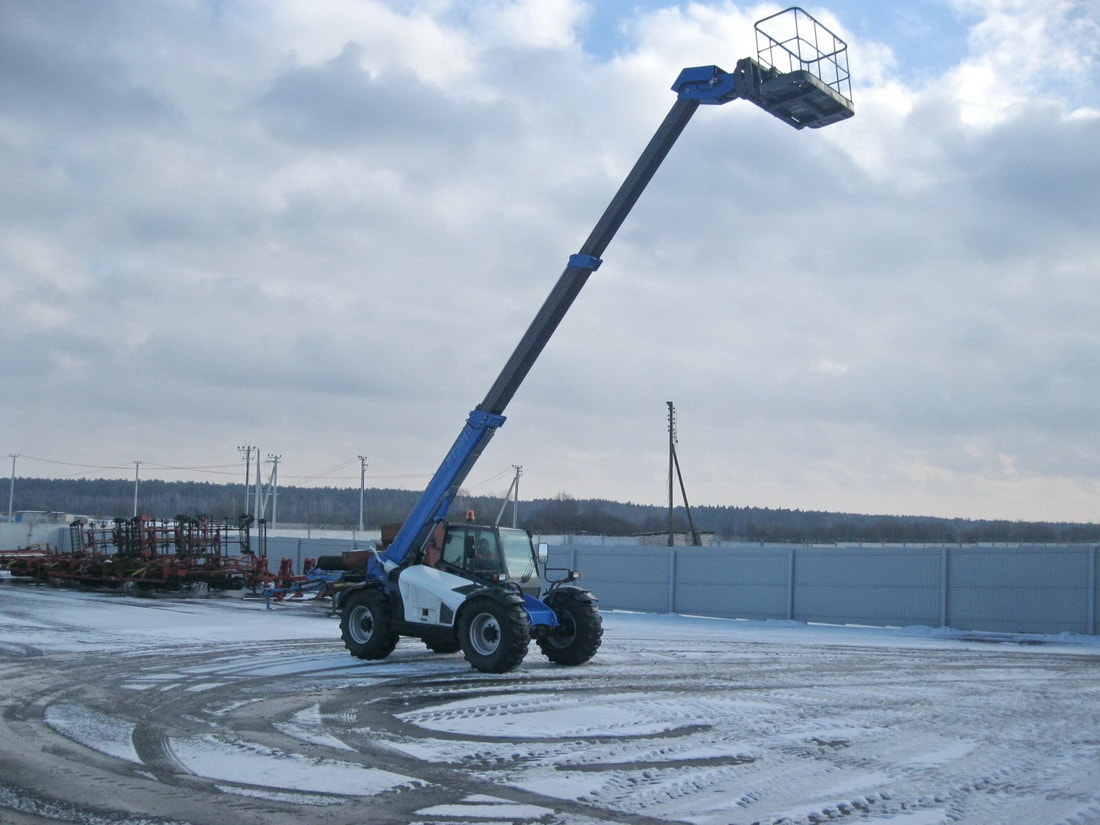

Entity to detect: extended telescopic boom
[372,7,853,578]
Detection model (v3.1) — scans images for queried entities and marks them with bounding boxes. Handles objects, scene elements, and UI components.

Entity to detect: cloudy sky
[3,0,1099,523]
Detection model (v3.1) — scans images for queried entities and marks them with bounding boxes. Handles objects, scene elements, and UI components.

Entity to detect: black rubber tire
[458,598,530,673]
[537,589,603,665]
[422,634,462,654]
[315,555,346,571]
[339,588,398,660]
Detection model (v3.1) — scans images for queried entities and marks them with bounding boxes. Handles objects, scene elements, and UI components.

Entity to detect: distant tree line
[519,495,1100,544]
[9,477,1100,544]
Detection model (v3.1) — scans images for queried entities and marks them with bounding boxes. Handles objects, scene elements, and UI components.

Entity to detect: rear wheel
[537,589,602,665]
[340,588,398,660]
[459,598,530,673]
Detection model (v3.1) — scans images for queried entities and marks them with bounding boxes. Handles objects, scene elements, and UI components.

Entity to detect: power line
[141,462,241,472]
[15,454,133,471]
[463,467,513,492]
[289,457,360,484]
[3,451,515,494]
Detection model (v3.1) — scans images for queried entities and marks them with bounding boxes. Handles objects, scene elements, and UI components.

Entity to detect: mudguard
[397,564,478,626]
[548,584,598,603]
[334,580,375,612]
[451,583,561,627]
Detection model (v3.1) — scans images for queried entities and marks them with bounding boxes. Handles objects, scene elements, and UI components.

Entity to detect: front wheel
[459,598,530,673]
[339,588,398,660]
[537,589,602,665]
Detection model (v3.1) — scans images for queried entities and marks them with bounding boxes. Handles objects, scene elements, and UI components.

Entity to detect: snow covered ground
[0,584,1098,825]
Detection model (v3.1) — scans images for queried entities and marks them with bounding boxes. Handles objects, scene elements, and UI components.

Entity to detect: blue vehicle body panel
[523,593,560,629]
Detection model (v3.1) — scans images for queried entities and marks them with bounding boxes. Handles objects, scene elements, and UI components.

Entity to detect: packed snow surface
[1,585,1098,825]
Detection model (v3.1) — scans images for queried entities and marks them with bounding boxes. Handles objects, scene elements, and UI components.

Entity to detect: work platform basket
[753,7,853,129]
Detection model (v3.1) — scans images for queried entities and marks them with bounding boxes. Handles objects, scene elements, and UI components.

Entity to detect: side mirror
[537,542,549,564]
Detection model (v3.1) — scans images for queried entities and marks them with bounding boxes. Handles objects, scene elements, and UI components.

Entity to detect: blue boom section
[366,408,506,581]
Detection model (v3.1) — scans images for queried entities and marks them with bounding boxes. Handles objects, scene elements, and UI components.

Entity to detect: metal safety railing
[755,6,852,108]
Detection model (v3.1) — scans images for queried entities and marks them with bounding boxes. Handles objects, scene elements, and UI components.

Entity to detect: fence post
[1090,545,1097,636]
[667,549,678,615]
[787,547,796,621]
[940,545,950,628]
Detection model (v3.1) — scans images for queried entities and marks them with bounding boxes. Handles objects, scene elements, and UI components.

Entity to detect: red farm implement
[4,516,277,594]
[0,542,54,581]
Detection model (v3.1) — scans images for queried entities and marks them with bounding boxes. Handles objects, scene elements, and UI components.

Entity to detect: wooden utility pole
[667,402,701,546]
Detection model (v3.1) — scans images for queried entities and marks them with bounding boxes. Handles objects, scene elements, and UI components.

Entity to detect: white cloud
[1,1,1099,522]
[949,0,1100,124]
[468,0,588,50]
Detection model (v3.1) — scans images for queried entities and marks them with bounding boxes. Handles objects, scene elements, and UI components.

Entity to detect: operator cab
[438,523,541,597]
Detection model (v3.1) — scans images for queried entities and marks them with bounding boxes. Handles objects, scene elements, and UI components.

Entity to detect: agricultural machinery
[3,515,306,596]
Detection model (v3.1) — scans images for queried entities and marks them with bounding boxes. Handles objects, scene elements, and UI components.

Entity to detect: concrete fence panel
[793,546,942,627]
[556,546,671,613]
[946,546,1094,634]
[674,546,790,620]
[549,542,1100,636]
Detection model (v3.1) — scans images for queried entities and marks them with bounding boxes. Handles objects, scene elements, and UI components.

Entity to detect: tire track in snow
[2,588,1099,825]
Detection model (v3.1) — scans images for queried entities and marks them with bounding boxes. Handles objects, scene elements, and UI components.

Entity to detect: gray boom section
[479,97,700,416]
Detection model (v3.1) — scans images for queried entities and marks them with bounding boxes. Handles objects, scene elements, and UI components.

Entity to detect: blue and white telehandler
[337,7,853,672]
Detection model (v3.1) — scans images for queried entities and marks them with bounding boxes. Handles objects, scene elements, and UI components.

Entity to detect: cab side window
[441,529,469,568]
[440,528,501,573]
[468,534,498,571]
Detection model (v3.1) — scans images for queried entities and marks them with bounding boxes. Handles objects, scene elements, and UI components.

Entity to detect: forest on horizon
[8,477,1100,545]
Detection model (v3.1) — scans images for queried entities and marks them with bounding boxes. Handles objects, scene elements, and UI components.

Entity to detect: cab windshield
[499,528,537,584]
